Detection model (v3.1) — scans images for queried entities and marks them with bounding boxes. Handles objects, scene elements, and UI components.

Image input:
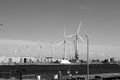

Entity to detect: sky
[0,0,120,60]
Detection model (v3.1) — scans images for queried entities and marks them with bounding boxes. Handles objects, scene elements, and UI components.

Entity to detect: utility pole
[86,35,89,80]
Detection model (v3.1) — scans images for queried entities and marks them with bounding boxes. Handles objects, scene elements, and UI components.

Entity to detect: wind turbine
[49,41,58,59]
[49,38,65,59]
[66,21,86,60]
[56,29,72,60]
[49,29,72,60]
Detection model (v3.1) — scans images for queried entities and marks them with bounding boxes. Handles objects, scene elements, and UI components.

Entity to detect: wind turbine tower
[74,22,81,60]
[75,34,79,60]
[63,29,67,60]
[62,29,72,59]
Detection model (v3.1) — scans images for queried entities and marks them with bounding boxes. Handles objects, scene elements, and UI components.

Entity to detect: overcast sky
[0,0,120,59]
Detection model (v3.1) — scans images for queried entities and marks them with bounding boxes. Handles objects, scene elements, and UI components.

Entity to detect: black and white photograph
[0,0,120,80]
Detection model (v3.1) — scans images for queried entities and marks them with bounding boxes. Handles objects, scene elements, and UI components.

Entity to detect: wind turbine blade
[64,29,66,37]
[66,40,73,45]
[52,39,61,44]
[78,35,86,45]
[66,34,75,38]
[77,21,82,34]
[64,29,67,42]
[55,40,64,46]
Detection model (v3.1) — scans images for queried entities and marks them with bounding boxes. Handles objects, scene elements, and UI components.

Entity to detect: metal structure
[66,21,86,60]
[49,29,72,60]
[86,35,89,80]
